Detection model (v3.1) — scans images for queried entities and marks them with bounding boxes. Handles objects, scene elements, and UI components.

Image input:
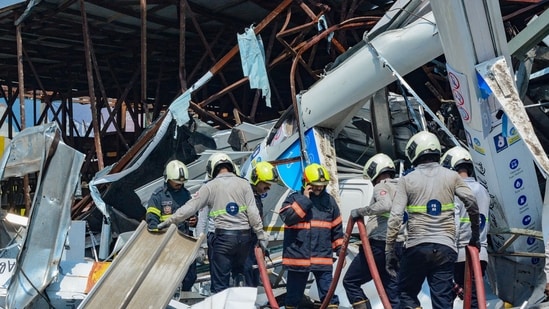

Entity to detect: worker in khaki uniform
[158,152,268,294]
[441,146,490,308]
[344,153,404,309]
[385,131,480,309]
[280,163,344,309]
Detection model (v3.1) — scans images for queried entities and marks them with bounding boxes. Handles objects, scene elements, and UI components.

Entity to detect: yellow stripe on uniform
[209,205,248,217]
[264,226,284,232]
[407,203,454,213]
[146,207,161,217]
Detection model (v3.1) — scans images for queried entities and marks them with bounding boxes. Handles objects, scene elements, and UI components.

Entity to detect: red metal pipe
[463,245,486,309]
[254,246,279,309]
[356,218,392,309]
[320,216,354,309]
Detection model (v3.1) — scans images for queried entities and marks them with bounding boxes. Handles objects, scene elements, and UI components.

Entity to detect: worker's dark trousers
[285,270,339,307]
[343,240,402,308]
[242,233,260,287]
[182,262,197,291]
[207,232,215,262]
[398,243,457,309]
[210,229,252,293]
[453,260,488,309]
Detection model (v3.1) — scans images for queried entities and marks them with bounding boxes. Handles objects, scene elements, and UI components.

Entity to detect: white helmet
[164,160,189,184]
[206,152,236,178]
[405,131,441,164]
[363,153,396,181]
[441,146,473,170]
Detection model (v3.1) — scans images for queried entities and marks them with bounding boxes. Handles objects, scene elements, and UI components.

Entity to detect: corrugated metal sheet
[79,221,204,309]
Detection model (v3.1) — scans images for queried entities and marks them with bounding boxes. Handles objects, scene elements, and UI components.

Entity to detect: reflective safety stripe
[283,257,334,266]
[311,220,331,228]
[146,207,161,217]
[290,202,307,218]
[265,226,284,232]
[286,219,338,230]
[160,214,171,222]
[285,222,310,229]
[331,215,342,227]
[380,212,390,218]
[407,203,454,213]
[310,257,334,264]
[332,238,344,249]
[209,205,248,217]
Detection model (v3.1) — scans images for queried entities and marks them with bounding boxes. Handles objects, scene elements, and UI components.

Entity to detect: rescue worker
[241,161,279,287]
[385,131,480,309]
[441,146,490,308]
[345,153,404,309]
[157,152,268,294]
[280,163,344,309]
[146,160,198,292]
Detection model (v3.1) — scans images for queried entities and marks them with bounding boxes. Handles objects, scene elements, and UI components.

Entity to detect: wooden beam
[80,0,105,170]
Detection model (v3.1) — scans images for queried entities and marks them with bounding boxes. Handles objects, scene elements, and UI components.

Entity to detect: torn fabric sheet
[237,25,271,107]
[169,90,191,126]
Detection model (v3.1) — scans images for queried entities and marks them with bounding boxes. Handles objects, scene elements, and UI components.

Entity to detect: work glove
[453,282,464,300]
[468,236,481,251]
[259,238,269,252]
[385,251,399,278]
[195,247,207,264]
[147,222,159,232]
[350,208,364,220]
[157,221,169,230]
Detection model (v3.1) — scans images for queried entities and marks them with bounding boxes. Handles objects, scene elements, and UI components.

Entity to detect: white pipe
[300,12,443,129]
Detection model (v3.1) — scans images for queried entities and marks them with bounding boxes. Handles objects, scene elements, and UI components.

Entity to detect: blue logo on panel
[494,134,508,153]
[522,215,531,225]
[514,178,523,189]
[532,257,540,265]
[509,159,519,170]
[527,236,536,245]
[518,195,527,206]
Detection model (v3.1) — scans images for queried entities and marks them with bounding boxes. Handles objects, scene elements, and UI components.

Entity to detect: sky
[0,99,135,137]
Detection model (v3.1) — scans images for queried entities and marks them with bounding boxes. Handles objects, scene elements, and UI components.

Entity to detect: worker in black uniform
[146,159,198,292]
[240,161,279,287]
[280,163,344,309]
